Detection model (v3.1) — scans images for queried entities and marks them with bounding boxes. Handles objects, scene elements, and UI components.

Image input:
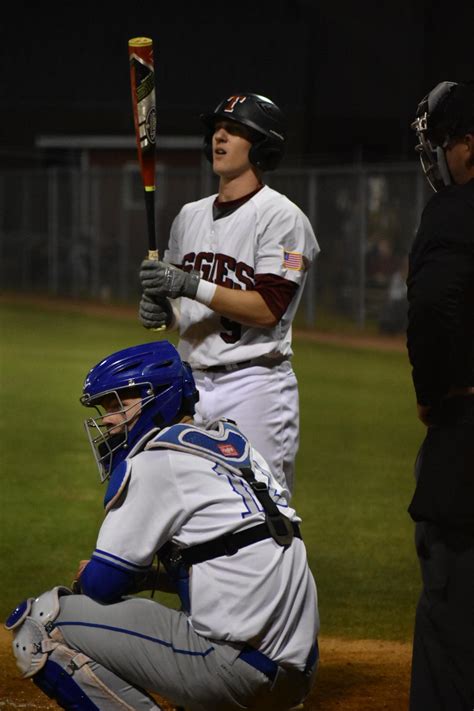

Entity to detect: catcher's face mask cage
[411,81,459,192]
[81,387,154,482]
[411,81,458,192]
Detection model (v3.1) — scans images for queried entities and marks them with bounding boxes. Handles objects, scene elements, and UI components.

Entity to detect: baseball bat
[128,36,166,331]
[128,36,158,260]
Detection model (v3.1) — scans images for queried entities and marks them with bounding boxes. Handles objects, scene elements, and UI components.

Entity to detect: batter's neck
[218,172,263,203]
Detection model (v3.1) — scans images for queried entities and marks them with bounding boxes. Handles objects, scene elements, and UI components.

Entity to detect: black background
[2,1,474,166]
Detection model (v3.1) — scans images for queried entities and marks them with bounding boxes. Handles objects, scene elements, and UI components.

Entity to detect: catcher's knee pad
[5,585,72,678]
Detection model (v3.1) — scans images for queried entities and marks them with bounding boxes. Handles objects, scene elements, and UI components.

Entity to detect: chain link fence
[0,162,431,331]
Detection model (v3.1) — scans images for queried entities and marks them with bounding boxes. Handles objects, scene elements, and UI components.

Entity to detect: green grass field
[0,299,423,642]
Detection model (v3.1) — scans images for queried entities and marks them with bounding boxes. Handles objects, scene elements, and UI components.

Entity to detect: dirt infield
[0,628,411,710]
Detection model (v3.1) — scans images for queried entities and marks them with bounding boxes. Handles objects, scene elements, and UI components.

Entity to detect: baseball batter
[6,341,319,711]
[139,93,320,496]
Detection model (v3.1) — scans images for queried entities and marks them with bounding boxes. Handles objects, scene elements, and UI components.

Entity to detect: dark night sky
[2,1,474,165]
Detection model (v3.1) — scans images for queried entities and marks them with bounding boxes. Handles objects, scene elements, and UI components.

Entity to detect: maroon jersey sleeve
[254,273,299,322]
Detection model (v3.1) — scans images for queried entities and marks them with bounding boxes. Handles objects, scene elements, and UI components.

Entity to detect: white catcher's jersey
[93,429,319,670]
[165,185,320,369]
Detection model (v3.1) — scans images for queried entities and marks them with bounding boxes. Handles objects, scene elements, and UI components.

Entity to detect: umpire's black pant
[410,521,474,710]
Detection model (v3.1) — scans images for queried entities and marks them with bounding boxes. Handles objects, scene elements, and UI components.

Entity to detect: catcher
[5,340,319,710]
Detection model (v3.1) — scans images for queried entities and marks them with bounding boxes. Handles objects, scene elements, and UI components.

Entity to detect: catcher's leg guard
[34,655,100,710]
[34,644,161,710]
[5,587,161,710]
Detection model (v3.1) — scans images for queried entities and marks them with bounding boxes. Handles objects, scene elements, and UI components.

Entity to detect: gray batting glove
[139,294,174,330]
[139,259,200,300]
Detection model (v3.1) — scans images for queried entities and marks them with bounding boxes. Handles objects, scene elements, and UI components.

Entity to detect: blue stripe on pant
[56,594,314,710]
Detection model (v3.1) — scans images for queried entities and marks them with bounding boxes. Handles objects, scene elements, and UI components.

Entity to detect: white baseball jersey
[92,421,319,670]
[165,185,320,369]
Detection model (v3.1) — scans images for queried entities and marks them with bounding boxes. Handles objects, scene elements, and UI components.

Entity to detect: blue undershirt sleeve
[80,559,137,604]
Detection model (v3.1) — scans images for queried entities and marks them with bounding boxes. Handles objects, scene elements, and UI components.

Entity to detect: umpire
[408,80,474,710]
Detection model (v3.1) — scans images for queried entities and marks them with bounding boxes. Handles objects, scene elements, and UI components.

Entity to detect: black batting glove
[139,294,174,330]
[139,259,200,300]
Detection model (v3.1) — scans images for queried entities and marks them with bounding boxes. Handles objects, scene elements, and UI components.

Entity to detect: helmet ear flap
[249,137,284,172]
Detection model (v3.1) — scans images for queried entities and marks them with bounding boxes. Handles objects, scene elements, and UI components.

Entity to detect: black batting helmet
[201,93,287,172]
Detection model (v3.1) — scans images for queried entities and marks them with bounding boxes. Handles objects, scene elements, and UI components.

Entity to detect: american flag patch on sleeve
[283,249,304,271]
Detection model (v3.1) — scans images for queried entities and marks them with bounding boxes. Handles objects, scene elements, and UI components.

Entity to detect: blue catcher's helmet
[80,341,198,482]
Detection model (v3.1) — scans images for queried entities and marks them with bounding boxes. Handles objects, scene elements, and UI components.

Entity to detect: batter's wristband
[195,279,217,306]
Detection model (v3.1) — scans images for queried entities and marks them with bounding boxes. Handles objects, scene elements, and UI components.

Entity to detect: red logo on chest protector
[218,443,239,457]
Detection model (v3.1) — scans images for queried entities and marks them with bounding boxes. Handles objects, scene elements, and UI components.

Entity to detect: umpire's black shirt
[407,178,474,526]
